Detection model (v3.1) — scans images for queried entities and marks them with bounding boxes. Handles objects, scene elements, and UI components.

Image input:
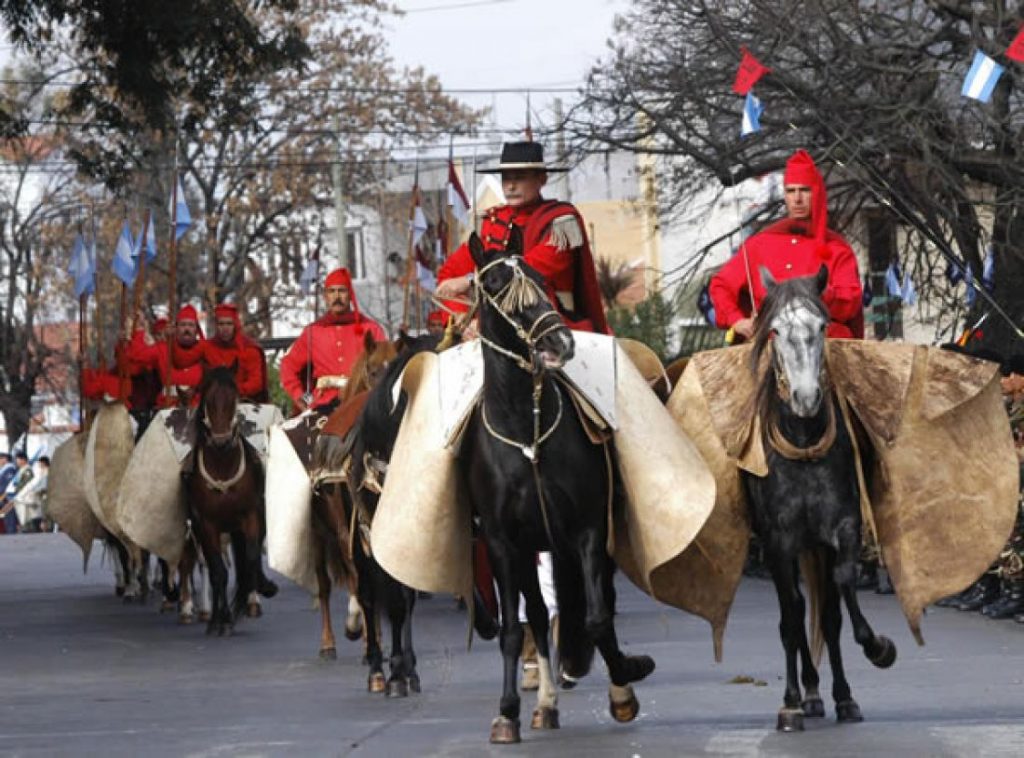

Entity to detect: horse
[460,228,654,744]
[744,264,896,732]
[314,333,441,696]
[308,330,398,663]
[183,362,276,635]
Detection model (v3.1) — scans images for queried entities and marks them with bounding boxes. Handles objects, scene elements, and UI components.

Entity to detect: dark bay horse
[308,331,397,665]
[183,363,276,635]
[745,265,896,732]
[315,333,440,696]
[461,229,654,744]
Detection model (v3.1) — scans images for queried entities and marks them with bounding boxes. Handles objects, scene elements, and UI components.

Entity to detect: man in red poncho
[126,304,207,408]
[709,149,863,341]
[279,267,387,412]
[202,303,268,402]
[434,141,610,335]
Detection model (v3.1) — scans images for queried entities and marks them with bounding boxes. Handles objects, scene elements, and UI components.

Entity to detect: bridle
[473,256,567,375]
[197,387,246,493]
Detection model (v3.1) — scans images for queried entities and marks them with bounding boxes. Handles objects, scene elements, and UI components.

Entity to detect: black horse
[315,334,442,696]
[745,265,896,732]
[461,228,654,744]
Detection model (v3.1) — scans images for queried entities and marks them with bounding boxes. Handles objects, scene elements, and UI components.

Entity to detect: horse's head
[198,361,240,448]
[468,227,574,372]
[753,265,829,418]
[342,331,399,402]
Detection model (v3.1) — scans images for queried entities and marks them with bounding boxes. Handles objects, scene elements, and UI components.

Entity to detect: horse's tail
[799,548,827,668]
[552,553,595,681]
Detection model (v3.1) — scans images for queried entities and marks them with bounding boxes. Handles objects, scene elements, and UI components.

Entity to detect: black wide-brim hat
[478,141,568,173]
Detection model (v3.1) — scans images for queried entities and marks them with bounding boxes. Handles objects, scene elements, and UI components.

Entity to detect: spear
[130,208,152,335]
[166,149,180,394]
[402,161,421,329]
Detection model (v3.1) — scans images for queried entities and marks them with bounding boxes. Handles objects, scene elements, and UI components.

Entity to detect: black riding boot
[956,574,1000,611]
[981,578,1024,619]
[856,560,879,591]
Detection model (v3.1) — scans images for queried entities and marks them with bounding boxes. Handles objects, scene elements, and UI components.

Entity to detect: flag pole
[130,209,151,335]
[90,204,104,369]
[117,202,130,394]
[166,137,180,395]
[78,288,87,432]
[402,161,420,329]
[446,136,456,253]
[471,147,478,234]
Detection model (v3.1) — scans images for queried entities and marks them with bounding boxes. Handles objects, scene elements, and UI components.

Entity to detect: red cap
[214,303,238,319]
[783,149,827,257]
[152,317,169,335]
[176,304,199,323]
[324,267,353,291]
[427,310,447,327]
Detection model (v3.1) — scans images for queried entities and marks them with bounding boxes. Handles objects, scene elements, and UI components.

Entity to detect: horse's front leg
[487,536,524,744]
[400,585,419,693]
[178,544,197,624]
[357,556,385,693]
[196,520,230,636]
[519,552,558,731]
[384,577,410,698]
[767,551,806,732]
[314,539,337,660]
[577,529,654,723]
[835,519,896,722]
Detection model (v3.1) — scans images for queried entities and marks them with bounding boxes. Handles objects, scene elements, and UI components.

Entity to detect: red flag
[447,160,470,224]
[733,47,771,95]
[1007,26,1024,63]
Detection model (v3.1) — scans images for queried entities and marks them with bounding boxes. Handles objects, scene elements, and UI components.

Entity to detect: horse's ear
[363,329,377,354]
[507,225,523,257]
[468,232,486,269]
[760,265,777,293]
[815,263,829,295]
[396,329,412,352]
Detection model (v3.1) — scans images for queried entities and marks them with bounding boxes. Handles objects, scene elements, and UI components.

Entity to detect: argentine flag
[170,177,192,241]
[741,92,763,137]
[111,220,136,286]
[134,212,157,262]
[68,233,95,298]
[961,51,1004,103]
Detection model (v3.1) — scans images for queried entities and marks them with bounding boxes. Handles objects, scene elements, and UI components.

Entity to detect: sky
[384,0,629,147]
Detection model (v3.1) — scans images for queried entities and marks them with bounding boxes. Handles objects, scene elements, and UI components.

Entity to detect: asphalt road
[2,533,1024,757]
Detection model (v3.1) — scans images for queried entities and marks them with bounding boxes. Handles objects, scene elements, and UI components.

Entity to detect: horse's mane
[198,364,238,408]
[749,275,830,424]
[340,337,398,404]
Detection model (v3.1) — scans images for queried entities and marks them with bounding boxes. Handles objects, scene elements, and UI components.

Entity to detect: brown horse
[183,362,275,635]
[310,331,398,663]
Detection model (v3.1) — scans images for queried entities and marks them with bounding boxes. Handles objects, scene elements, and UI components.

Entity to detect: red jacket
[126,331,205,407]
[709,220,864,338]
[280,314,387,407]
[437,199,610,334]
[201,338,266,401]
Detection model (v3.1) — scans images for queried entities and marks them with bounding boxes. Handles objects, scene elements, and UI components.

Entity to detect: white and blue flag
[133,212,157,263]
[741,92,763,137]
[67,233,95,298]
[885,263,902,298]
[901,272,917,306]
[171,177,192,241]
[111,220,136,286]
[982,246,995,292]
[961,51,1004,103]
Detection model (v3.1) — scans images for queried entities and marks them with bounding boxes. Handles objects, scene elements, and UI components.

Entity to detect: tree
[571,0,1024,353]
[0,69,79,447]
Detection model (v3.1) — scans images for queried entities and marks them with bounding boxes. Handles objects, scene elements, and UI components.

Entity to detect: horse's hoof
[608,685,640,723]
[386,678,408,698]
[122,594,137,605]
[319,647,337,661]
[869,636,896,669]
[246,602,262,619]
[258,579,278,599]
[115,585,126,598]
[198,611,211,623]
[801,696,825,718]
[836,699,864,723]
[530,706,560,730]
[344,626,362,641]
[160,599,176,614]
[179,612,195,625]
[489,716,521,744]
[407,673,421,693]
[777,707,805,732]
[368,672,386,693]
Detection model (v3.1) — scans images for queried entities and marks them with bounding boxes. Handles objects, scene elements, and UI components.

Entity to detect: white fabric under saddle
[159,402,283,463]
[393,332,619,447]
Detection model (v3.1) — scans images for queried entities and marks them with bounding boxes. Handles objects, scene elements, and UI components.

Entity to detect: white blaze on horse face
[772,299,827,417]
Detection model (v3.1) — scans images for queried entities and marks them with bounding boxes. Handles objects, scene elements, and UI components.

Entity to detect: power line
[401,0,517,12]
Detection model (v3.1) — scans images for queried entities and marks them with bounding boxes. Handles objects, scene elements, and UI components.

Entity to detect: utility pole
[332,114,349,271]
[553,98,571,202]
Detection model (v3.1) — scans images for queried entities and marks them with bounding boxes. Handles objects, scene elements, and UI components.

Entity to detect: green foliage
[265,360,291,413]
[607,292,676,363]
